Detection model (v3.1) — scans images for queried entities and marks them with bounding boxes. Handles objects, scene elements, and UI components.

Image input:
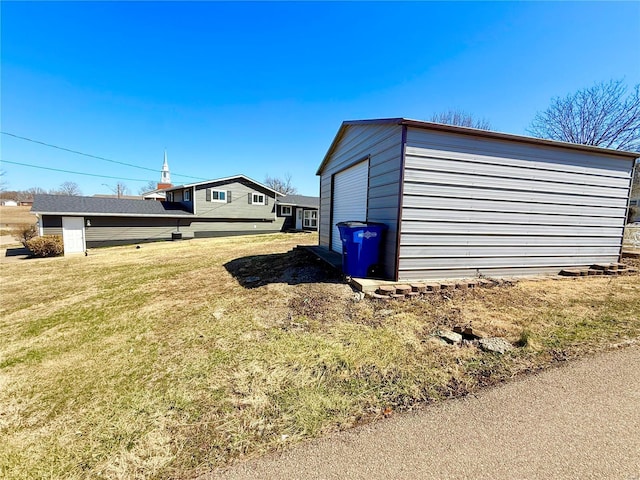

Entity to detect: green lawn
[1,233,639,479]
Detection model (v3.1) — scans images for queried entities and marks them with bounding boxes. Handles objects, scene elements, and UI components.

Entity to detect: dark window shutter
[227,191,232,203]
[248,193,252,204]
[265,195,269,205]
[206,189,211,202]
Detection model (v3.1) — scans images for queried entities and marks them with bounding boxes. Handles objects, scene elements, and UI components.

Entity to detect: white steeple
[161,150,171,184]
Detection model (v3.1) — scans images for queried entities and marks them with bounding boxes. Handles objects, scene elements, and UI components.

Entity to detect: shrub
[26,235,64,257]
[12,223,38,247]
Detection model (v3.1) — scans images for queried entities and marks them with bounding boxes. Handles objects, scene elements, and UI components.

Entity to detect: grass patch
[1,233,639,479]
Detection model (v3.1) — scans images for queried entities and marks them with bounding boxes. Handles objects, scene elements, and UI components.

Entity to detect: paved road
[209,346,640,480]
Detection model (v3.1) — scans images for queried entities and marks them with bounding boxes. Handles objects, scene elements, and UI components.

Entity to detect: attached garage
[317,118,639,281]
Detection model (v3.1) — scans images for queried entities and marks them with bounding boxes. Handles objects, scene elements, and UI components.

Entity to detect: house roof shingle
[276,194,319,209]
[31,194,193,217]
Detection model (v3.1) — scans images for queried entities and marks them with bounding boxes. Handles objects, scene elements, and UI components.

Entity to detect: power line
[1,159,155,182]
[0,131,207,180]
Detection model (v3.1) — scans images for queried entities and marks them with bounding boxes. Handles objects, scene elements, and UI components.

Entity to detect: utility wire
[1,159,156,182]
[0,131,207,180]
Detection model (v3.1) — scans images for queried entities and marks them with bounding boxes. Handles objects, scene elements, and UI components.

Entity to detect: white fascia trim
[167,174,284,196]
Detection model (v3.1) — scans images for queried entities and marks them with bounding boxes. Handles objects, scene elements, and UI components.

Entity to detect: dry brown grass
[0,206,36,227]
[1,232,639,479]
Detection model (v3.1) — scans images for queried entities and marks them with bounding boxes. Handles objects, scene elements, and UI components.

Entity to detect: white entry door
[62,216,86,255]
[295,208,303,229]
[331,160,369,252]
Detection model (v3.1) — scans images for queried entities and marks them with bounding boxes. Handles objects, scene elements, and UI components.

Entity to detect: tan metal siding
[399,127,634,280]
[318,124,403,278]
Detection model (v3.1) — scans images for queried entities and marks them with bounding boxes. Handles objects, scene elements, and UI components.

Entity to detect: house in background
[276,194,319,231]
[317,118,638,281]
[32,174,285,253]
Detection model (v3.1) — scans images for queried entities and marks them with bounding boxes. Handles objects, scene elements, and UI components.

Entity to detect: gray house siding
[193,180,276,220]
[84,217,180,246]
[185,219,285,238]
[41,216,63,236]
[318,124,403,279]
[398,127,633,280]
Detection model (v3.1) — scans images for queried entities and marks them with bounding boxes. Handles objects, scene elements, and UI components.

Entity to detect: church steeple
[161,150,171,184]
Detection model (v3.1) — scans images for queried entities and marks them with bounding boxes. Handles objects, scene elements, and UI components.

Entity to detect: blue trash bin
[336,221,388,278]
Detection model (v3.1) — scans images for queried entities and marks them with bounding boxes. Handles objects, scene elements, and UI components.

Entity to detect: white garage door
[62,216,86,255]
[331,160,369,252]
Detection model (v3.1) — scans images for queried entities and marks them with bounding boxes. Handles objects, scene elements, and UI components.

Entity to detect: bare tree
[528,79,640,151]
[56,181,82,196]
[138,181,158,195]
[22,187,47,201]
[103,182,130,198]
[430,110,491,130]
[264,173,298,195]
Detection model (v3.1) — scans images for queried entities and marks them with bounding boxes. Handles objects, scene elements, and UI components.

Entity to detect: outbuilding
[317,118,639,281]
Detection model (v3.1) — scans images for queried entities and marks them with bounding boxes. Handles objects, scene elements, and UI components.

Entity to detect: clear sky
[1,1,639,197]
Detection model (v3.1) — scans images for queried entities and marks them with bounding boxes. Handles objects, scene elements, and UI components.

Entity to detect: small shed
[317,118,639,281]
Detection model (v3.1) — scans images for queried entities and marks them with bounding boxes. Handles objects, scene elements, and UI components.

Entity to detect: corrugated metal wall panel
[401,220,623,237]
[405,133,632,176]
[403,195,623,217]
[407,154,630,188]
[405,168,627,198]
[399,127,634,280]
[399,254,617,271]
[401,234,621,247]
[402,183,628,208]
[400,245,620,258]
[401,208,623,227]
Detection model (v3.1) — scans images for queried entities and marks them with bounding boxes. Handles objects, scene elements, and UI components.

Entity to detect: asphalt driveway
[209,345,640,480]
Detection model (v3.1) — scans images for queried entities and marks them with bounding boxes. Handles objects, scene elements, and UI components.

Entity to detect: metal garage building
[317,118,639,281]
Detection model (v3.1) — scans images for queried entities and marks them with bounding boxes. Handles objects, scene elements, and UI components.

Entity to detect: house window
[184,189,191,202]
[281,206,292,216]
[166,192,174,202]
[251,193,265,205]
[304,210,318,228]
[208,189,227,203]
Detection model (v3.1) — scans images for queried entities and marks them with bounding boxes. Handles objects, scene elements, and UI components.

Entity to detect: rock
[244,276,261,283]
[479,337,514,354]
[437,330,463,345]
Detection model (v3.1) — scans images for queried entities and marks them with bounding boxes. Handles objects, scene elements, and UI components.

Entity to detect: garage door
[331,160,369,252]
[62,216,86,255]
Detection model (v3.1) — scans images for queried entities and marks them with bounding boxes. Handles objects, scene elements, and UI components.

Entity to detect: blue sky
[1,1,639,197]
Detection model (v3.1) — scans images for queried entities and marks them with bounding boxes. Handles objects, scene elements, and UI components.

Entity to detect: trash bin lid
[336,221,368,227]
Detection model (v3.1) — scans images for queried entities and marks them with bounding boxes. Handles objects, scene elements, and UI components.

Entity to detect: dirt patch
[224,248,342,287]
